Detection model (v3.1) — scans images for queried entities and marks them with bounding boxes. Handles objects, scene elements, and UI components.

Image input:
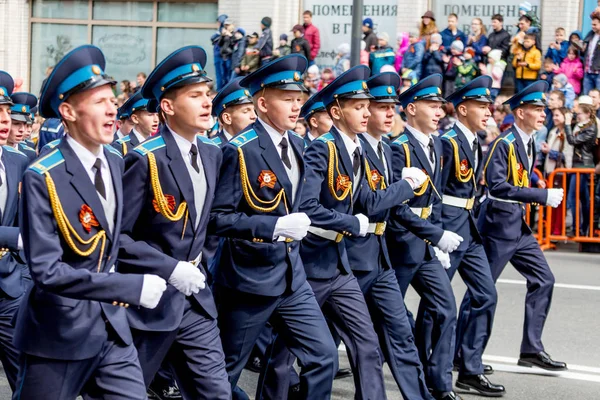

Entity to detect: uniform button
[288,247,292,253]
[119,302,125,307]
[112,301,118,306]
[124,304,129,308]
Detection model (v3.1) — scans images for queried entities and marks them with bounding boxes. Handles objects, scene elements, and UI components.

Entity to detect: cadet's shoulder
[390,133,409,146]
[289,131,305,144]
[316,132,334,143]
[115,135,131,145]
[441,128,457,141]
[104,144,123,159]
[197,134,220,148]
[42,138,61,151]
[3,145,28,159]
[28,149,65,175]
[133,135,166,156]
[500,131,516,145]
[211,136,223,147]
[230,128,258,148]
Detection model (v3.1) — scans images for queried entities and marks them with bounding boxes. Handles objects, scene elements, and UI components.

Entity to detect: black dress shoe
[483,364,494,375]
[518,351,568,371]
[244,355,262,373]
[456,374,505,397]
[334,368,353,380]
[432,390,463,400]
[147,384,182,400]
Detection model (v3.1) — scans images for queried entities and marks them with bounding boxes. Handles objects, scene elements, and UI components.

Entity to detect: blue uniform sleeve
[20,170,144,305]
[354,173,414,217]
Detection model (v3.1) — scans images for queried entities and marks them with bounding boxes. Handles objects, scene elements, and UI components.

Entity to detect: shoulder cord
[364,159,387,191]
[327,141,352,202]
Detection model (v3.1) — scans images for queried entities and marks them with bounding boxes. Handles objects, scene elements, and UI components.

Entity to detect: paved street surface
[0,245,597,399]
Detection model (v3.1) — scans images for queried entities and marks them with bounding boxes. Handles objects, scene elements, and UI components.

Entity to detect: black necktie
[280,137,292,169]
[377,142,384,162]
[352,148,361,176]
[527,139,533,157]
[93,158,106,199]
[428,137,435,164]
[472,137,479,155]
[190,144,200,173]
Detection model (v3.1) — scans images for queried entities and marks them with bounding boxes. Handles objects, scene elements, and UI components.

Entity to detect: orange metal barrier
[541,168,598,251]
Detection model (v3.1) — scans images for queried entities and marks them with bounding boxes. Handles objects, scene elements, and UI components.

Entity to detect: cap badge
[387,86,393,94]
[244,89,250,96]
[0,89,4,96]
[362,81,368,90]
[192,64,200,72]
[293,72,301,81]
[485,88,491,96]
[21,106,26,113]
[437,87,442,94]
[91,65,101,75]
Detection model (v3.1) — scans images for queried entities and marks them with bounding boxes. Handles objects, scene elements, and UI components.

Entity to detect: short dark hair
[524,33,537,42]
[519,15,532,23]
[492,14,503,23]
[303,10,312,17]
[137,72,147,78]
[448,13,458,19]
[549,90,565,105]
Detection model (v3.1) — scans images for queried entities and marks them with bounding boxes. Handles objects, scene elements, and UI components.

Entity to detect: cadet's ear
[221,111,233,125]
[405,103,417,117]
[58,102,77,123]
[514,107,524,120]
[255,95,268,114]
[130,112,140,125]
[160,98,175,116]
[329,105,342,121]
[309,115,318,129]
[457,103,468,117]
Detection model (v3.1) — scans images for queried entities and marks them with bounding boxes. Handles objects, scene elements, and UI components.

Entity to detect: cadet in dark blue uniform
[261,65,427,399]
[437,76,505,396]
[114,104,134,141]
[0,71,30,393]
[7,93,37,163]
[300,93,331,146]
[111,91,159,156]
[36,117,64,152]
[387,74,463,400]
[210,77,255,148]
[24,106,37,150]
[478,81,567,371]
[117,45,231,399]
[352,71,433,400]
[12,45,167,400]
[210,54,337,400]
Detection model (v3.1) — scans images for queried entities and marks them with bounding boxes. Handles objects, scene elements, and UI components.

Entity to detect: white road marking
[497,279,600,291]
[483,355,600,383]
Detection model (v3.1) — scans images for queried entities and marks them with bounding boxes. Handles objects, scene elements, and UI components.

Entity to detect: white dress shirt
[258,118,300,202]
[455,120,478,170]
[222,128,234,142]
[406,124,435,170]
[514,123,534,171]
[335,125,363,192]
[130,128,146,144]
[0,147,7,214]
[362,133,388,182]
[66,135,115,233]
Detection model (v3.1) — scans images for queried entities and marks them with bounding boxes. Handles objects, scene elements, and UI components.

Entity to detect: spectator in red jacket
[303,10,321,65]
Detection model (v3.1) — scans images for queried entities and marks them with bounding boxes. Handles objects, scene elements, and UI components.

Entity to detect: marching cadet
[12,45,167,399]
[111,91,159,156]
[24,107,36,150]
[117,45,231,399]
[261,65,428,399]
[299,93,332,147]
[36,116,64,152]
[114,105,134,141]
[351,71,433,400]
[437,76,505,396]
[7,93,37,163]
[210,77,255,148]
[478,80,567,371]
[387,74,463,400]
[0,71,30,392]
[209,54,338,399]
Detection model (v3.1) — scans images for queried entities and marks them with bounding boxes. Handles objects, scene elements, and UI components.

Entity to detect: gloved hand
[546,188,564,208]
[356,213,369,237]
[274,213,311,240]
[402,167,428,189]
[436,230,463,253]
[169,262,206,296]
[434,247,451,269]
[140,274,167,309]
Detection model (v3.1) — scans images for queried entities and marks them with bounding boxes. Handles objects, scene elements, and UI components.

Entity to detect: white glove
[140,274,167,309]
[273,213,311,241]
[17,234,23,251]
[402,167,428,189]
[168,262,206,296]
[436,230,463,253]
[356,213,369,237]
[546,188,564,208]
[434,247,451,269]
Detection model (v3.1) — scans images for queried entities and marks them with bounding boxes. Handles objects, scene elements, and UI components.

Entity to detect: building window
[29,0,218,95]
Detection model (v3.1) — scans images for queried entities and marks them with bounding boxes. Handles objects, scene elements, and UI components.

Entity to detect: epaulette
[43,139,61,151]
[316,132,334,142]
[441,129,457,140]
[19,144,35,153]
[133,135,166,156]
[3,145,27,158]
[230,129,258,148]
[115,136,131,145]
[290,131,304,141]
[104,144,123,158]
[197,134,219,147]
[501,133,516,145]
[392,134,409,145]
[29,149,64,174]
[211,136,222,146]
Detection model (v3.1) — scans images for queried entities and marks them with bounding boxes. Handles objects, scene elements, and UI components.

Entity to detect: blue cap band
[520,91,545,104]
[248,70,303,95]
[131,98,151,113]
[413,86,442,99]
[323,80,367,106]
[153,62,204,100]
[52,64,107,113]
[301,101,325,119]
[219,89,251,111]
[369,85,396,98]
[10,104,30,114]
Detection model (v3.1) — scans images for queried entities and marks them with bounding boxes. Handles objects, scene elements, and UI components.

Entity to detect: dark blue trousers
[216,281,337,400]
[481,232,555,353]
[259,271,386,400]
[394,259,457,393]
[132,299,231,400]
[12,333,146,400]
[0,294,22,392]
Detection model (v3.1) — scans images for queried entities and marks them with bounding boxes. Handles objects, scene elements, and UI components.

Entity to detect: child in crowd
[334,43,351,77]
[240,32,260,75]
[273,33,291,58]
[455,47,478,89]
[555,46,584,95]
[395,32,410,73]
[545,27,569,64]
[421,33,445,77]
[540,58,557,85]
[552,74,576,110]
[442,39,464,95]
[479,49,506,100]
[402,31,425,81]
[318,68,335,90]
[512,33,541,92]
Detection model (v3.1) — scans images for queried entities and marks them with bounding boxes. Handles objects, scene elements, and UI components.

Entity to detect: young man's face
[137,75,145,87]
[8,120,25,145]
[548,93,564,109]
[519,18,531,32]
[493,109,505,125]
[303,14,312,25]
[517,105,546,132]
[491,19,502,31]
[408,100,443,133]
[25,124,33,139]
[131,110,159,137]
[589,90,600,109]
[223,103,256,134]
[309,111,332,136]
[447,16,457,30]
[0,105,10,145]
[459,100,491,132]
[555,30,565,42]
[163,82,213,132]
[523,37,535,48]
[257,89,303,132]
[593,19,600,34]
[333,98,371,134]
[368,101,395,135]
[62,84,118,145]
[249,36,258,45]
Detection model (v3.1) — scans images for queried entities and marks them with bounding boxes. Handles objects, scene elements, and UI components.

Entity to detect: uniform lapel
[288,133,306,210]
[454,125,476,169]
[1,152,18,225]
[194,137,215,230]
[405,128,434,177]
[162,128,198,232]
[129,131,140,147]
[330,126,354,178]
[217,130,229,145]
[358,134,387,182]
[512,127,531,172]
[255,122,294,203]
[104,147,122,238]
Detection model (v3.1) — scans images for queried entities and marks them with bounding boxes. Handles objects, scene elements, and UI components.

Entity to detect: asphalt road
[0,245,597,399]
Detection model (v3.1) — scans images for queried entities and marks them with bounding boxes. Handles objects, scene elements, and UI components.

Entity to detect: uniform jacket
[17,142,36,164]
[37,118,64,151]
[111,131,143,156]
[14,140,143,360]
[512,45,542,80]
[118,127,221,331]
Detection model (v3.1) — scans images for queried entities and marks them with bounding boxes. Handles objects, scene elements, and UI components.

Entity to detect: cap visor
[371,97,398,103]
[343,92,375,100]
[270,83,307,92]
[10,114,28,123]
[0,96,14,106]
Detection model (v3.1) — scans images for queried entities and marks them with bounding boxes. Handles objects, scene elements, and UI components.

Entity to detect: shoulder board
[501,133,516,145]
[133,135,166,156]
[44,139,61,150]
[316,133,334,143]
[196,134,219,147]
[211,136,222,146]
[441,129,457,140]
[104,144,123,158]
[19,144,35,152]
[290,131,304,141]
[3,145,27,158]
[29,149,65,174]
[392,134,409,145]
[230,129,258,148]
[116,136,131,144]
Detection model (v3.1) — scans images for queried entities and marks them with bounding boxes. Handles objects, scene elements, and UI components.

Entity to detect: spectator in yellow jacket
[512,33,542,92]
